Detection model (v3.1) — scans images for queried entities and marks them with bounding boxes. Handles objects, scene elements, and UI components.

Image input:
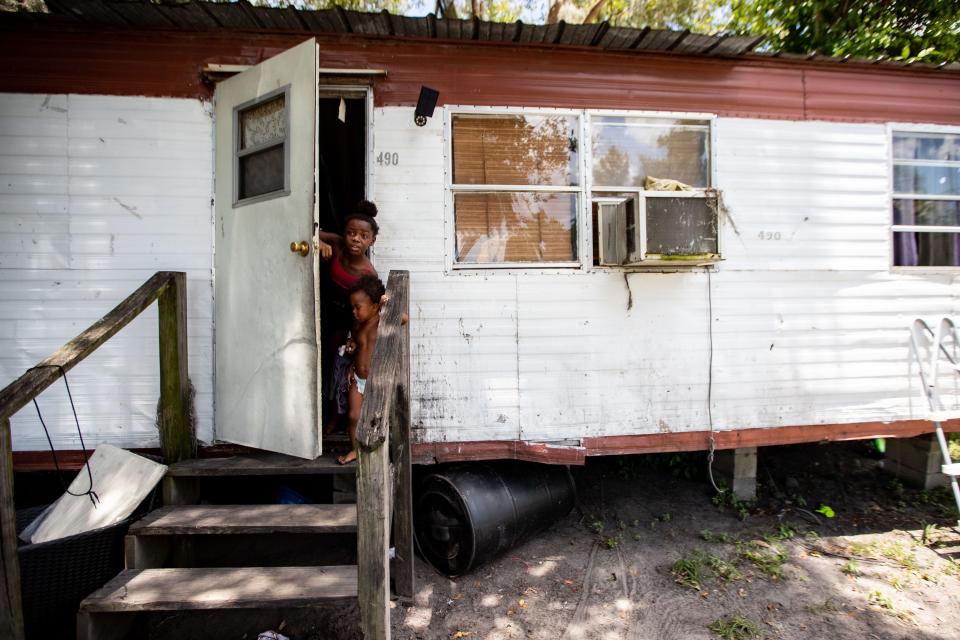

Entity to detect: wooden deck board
[165,452,355,477]
[80,566,358,612]
[129,504,357,535]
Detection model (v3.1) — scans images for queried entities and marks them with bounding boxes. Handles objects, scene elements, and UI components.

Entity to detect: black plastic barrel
[414,462,575,576]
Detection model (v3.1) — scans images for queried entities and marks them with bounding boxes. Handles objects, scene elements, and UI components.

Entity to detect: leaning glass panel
[452,114,580,186]
[240,95,286,150]
[892,132,960,162]
[893,199,960,227]
[239,145,284,200]
[893,231,960,267]
[893,164,960,196]
[645,197,717,256]
[592,116,710,188]
[455,192,578,263]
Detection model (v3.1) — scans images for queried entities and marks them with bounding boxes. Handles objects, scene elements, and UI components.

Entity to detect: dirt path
[392,443,960,640]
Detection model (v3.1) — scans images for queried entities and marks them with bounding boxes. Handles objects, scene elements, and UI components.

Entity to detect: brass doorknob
[290,241,310,257]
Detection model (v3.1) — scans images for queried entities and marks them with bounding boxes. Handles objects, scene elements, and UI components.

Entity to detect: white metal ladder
[909,318,960,525]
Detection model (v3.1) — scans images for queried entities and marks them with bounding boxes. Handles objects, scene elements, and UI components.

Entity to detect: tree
[727,0,960,63]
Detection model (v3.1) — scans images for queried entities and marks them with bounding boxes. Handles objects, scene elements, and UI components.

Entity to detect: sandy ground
[391,442,960,640]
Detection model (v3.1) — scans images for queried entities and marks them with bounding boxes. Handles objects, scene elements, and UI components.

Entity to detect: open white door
[214,39,321,459]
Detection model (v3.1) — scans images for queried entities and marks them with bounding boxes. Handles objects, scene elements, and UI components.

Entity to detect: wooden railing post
[390,299,414,600]
[157,272,195,463]
[357,270,409,640]
[0,415,23,640]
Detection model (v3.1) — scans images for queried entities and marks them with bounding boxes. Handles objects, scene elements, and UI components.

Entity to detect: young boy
[338,275,387,465]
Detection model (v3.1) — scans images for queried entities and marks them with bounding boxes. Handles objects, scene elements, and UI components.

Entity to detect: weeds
[701,529,736,544]
[737,540,787,580]
[708,613,761,640]
[712,486,752,520]
[707,555,743,581]
[671,551,708,590]
[840,560,861,577]
[868,590,894,609]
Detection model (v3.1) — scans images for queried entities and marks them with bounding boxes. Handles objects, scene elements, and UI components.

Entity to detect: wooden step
[78,566,357,640]
[166,451,356,477]
[126,505,358,569]
[130,504,357,535]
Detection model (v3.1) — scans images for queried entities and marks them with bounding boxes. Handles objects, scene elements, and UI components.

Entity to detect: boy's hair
[344,200,379,236]
[350,274,386,304]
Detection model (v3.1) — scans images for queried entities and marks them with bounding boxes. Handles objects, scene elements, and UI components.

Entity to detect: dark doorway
[317,92,367,440]
[317,95,366,233]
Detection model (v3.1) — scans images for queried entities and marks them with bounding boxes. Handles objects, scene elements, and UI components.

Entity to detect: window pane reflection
[893,200,960,227]
[455,192,578,263]
[592,117,710,188]
[452,115,579,186]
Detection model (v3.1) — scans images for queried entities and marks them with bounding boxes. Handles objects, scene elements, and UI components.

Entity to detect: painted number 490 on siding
[377,152,399,166]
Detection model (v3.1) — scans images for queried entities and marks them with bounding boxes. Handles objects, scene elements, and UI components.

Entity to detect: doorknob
[290,241,310,257]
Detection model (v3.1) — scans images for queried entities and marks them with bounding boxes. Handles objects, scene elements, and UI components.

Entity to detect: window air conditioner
[595,192,721,267]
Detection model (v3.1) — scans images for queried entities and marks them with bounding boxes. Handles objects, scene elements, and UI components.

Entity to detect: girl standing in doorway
[316,200,379,436]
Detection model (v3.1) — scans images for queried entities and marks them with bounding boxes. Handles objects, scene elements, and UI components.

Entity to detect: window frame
[889,123,960,272]
[444,106,587,270]
[444,107,718,271]
[233,84,292,208]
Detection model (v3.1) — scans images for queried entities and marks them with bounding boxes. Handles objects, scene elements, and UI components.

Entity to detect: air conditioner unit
[595,191,721,267]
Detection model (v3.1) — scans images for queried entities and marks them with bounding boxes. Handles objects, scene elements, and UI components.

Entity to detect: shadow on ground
[394,441,960,640]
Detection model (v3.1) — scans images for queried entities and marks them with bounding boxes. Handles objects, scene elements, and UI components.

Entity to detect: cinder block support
[714,447,757,501]
[883,435,946,490]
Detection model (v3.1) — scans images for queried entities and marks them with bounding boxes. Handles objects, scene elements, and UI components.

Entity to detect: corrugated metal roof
[19,0,957,72]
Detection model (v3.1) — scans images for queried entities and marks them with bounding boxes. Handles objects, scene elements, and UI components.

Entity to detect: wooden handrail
[0,270,193,640]
[356,270,412,640]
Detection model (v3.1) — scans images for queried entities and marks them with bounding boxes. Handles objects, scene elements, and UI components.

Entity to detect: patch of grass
[712,486,752,520]
[762,523,797,543]
[707,555,743,582]
[708,613,762,640]
[921,522,940,545]
[887,574,909,591]
[602,534,623,549]
[701,529,736,544]
[868,590,893,610]
[840,559,861,577]
[879,542,919,571]
[943,560,959,578]
[672,550,708,590]
[587,516,605,534]
[737,540,787,580]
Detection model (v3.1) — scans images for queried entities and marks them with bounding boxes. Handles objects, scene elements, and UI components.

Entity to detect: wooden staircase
[77,451,363,639]
[0,269,411,640]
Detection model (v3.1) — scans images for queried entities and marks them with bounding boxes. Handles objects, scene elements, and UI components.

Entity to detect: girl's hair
[350,274,386,304]
[344,200,379,236]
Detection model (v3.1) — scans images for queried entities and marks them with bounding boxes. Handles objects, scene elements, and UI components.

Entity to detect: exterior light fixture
[414,86,439,127]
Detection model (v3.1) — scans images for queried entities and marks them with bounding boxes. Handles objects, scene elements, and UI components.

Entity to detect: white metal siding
[0,93,214,451]
[374,110,960,444]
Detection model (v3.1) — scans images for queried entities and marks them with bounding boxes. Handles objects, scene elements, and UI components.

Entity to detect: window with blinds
[451,114,580,265]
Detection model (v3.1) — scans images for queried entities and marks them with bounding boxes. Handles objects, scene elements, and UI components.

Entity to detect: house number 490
[377,152,399,166]
[758,231,782,241]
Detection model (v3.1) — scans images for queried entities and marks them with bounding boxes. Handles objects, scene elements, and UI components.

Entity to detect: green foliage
[727,0,960,63]
[712,486,752,520]
[736,539,787,579]
[708,613,762,640]
[671,550,709,589]
[841,559,861,577]
[700,529,736,543]
[868,589,894,609]
[263,0,411,14]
